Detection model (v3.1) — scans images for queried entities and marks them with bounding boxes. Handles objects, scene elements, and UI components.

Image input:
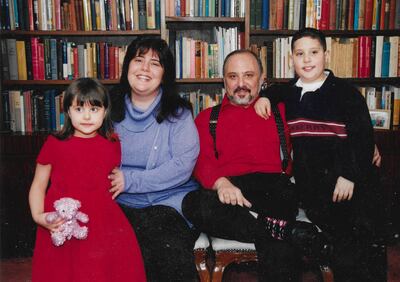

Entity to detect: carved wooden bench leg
[212,251,257,282]
[194,249,210,282]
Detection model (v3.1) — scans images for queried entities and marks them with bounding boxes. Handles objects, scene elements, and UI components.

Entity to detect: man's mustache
[234,86,251,93]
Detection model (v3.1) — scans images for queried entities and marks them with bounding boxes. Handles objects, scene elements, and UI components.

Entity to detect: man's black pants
[182,173,301,282]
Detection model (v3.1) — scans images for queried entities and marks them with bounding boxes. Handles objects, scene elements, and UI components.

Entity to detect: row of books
[1,0,160,31]
[175,27,243,79]
[251,35,400,79]
[360,85,400,127]
[1,38,127,81]
[1,86,225,132]
[362,85,398,110]
[2,85,398,133]
[251,0,400,31]
[165,0,245,17]
[179,89,224,117]
[2,89,65,132]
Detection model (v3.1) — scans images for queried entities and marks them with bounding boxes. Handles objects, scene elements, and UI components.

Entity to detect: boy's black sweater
[261,71,375,207]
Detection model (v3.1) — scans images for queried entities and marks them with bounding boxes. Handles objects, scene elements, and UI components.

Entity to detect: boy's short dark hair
[291,28,327,52]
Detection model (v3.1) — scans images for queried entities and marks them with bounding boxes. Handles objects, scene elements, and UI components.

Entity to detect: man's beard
[227,86,256,105]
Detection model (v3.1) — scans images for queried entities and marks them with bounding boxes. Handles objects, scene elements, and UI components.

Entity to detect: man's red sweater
[194,95,292,189]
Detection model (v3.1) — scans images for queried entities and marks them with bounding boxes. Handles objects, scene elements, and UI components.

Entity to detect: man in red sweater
[182,50,329,282]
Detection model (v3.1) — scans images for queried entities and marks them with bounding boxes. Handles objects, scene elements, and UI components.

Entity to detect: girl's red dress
[32,134,146,282]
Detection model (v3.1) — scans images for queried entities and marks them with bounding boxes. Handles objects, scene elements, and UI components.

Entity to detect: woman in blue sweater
[108,38,200,281]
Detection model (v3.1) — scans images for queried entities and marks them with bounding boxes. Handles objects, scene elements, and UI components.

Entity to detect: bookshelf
[0,0,399,259]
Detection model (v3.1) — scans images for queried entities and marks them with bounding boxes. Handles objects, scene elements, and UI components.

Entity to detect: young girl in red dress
[29,78,146,282]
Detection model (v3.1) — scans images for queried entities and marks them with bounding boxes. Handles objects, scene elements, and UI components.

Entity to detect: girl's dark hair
[291,28,327,52]
[110,37,191,123]
[53,78,116,141]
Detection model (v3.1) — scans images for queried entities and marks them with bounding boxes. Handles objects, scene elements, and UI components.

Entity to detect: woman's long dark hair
[110,37,191,123]
[54,78,116,141]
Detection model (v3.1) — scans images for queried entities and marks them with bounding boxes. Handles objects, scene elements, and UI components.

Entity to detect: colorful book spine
[381,40,390,77]
[16,40,27,80]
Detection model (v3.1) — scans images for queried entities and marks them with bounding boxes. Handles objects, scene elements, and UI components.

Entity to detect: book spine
[138,0,146,29]
[104,42,109,79]
[27,0,35,30]
[393,87,400,126]
[44,39,52,80]
[1,39,10,80]
[388,0,397,29]
[1,90,11,131]
[31,37,40,79]
[146,0,155,29]
[365,0,374,29]
[49,39,58,79]
[16,40,27,80]
[381,40,390,77]
[37,42,45,79]
[6,38,18,80]
[90,0,97,30]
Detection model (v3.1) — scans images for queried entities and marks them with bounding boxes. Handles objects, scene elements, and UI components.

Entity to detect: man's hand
[254,97,271,119]
[108,167,125,199]
[372,144,381,167]
[214,177,252,208]
[332,176,354,202]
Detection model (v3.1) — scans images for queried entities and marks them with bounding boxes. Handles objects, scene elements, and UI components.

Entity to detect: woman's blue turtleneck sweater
[114,90,199,217]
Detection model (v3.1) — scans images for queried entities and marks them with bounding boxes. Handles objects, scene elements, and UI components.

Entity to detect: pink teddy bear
[45,197,89,246]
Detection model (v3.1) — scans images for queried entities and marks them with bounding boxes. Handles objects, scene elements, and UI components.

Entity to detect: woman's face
[127,49,164,100]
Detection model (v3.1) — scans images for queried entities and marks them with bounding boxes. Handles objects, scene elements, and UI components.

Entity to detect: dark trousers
[302,167,387,282]
[120,204,199,282]
[182,173,301,282]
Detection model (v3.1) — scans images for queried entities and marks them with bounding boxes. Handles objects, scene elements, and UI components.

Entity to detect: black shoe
[287,221,333,265]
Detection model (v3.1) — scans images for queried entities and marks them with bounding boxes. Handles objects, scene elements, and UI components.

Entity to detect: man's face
[223,52,263,106]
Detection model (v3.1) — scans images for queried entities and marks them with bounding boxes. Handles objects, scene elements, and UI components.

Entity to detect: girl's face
[291,37,327,83]
[127,49,164,101]
[68,99,106,138]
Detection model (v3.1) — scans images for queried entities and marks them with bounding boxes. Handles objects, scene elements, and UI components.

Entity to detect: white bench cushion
[194,232,210,250]
[211,237,256,251]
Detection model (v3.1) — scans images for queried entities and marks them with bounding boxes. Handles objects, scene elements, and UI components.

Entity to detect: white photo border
[369,109,391,130]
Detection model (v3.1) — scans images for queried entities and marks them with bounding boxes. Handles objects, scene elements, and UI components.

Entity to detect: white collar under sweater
[295,71,330,99]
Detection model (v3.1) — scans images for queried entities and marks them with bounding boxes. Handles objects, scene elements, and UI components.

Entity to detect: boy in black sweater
[255,28,387,282]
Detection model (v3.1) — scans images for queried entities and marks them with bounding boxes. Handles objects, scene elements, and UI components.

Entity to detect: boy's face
[291,37,327,83]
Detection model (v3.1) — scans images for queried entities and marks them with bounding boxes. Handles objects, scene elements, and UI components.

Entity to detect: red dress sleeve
[36,135,57,165]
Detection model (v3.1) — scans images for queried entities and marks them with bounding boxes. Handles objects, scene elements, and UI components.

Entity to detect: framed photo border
[369,109,391,130]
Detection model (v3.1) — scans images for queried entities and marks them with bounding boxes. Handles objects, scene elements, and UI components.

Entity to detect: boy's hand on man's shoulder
[254,97,271,119]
